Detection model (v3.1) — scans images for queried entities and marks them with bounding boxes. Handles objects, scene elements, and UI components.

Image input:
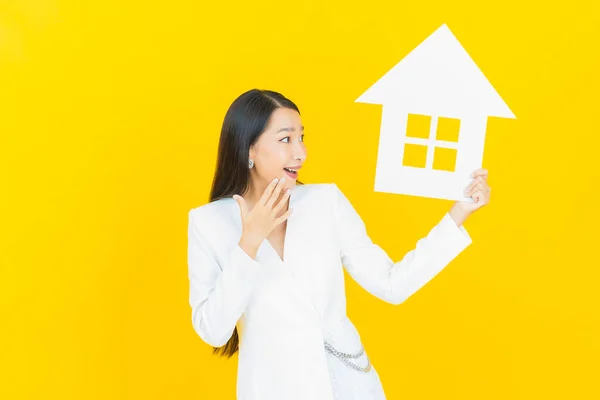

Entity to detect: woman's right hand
[233,177,292,258]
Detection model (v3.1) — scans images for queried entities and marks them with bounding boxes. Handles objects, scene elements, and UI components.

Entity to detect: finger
[259,178,281,206]
[482,182,491,194]
[273,208,293,226]
[471,168,488,177]
[467,182,486,197]
[478,180,491,194]
[267,177,287,208]
[471,189,487,204]
[465,176,484,194]
[272,188,291,214]
[471,168,488,180]
[233,195,248,216]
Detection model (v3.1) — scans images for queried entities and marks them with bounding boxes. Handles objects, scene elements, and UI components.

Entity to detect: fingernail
[273,178,279,183]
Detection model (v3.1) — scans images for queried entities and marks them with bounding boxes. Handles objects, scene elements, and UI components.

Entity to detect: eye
[280,135,304,143]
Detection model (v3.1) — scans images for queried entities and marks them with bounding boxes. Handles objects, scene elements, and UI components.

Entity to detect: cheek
[265,148,291,165]
[259,147,288,173]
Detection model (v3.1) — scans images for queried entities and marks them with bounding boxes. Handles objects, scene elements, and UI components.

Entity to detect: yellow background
[1,0,599,398]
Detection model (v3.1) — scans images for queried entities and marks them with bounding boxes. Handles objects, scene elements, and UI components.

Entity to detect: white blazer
[187,183,472,400]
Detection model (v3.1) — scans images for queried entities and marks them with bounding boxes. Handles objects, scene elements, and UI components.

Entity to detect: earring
[248,159,254,169]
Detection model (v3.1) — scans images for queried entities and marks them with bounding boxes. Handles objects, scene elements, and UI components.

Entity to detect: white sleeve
[187,209,262,346]
[331,183,472,305]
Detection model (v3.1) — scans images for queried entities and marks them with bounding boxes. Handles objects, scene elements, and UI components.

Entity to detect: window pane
[435,116,460,142]
[403,143,428,168]
[432,147,457,172]
[406,113,431,139]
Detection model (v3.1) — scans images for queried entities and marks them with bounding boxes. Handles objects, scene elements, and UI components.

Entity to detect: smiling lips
[283,166,301,179]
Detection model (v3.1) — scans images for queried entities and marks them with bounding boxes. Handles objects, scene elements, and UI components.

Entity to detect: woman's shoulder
[188,196,236,231]
[294,182,338,203]
[298,182,333,193]
[305,182,344,200]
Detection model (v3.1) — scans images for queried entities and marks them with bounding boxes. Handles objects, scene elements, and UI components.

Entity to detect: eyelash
[280,135,304,143]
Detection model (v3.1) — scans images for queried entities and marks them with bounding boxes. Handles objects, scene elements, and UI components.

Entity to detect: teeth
[284,168,297,173]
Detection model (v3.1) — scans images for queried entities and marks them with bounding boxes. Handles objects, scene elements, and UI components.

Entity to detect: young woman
[187,89,491,400]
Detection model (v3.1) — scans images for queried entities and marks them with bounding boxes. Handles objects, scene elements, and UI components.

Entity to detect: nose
[293,141,307,163]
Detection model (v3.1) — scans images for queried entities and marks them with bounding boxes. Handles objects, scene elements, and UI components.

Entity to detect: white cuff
[437,212,473,254]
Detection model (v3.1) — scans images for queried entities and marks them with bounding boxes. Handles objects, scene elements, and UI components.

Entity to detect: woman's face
[249,107,307,192]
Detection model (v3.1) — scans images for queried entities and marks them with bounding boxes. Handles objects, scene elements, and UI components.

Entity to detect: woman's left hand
[449,168,491,226]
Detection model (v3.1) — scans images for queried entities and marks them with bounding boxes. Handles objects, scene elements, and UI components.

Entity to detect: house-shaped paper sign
[356,23,515,202]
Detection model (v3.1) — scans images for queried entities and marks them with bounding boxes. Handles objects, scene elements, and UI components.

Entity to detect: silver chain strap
[324,340,364,358]
[324,341,371,372]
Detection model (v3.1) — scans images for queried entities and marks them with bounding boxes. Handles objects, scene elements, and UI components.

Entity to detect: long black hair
[209,89,304,358]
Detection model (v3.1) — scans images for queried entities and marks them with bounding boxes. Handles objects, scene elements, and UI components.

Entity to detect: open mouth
[283,167,298,179]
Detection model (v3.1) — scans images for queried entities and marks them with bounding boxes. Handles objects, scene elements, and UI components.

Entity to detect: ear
[249,145,256,161]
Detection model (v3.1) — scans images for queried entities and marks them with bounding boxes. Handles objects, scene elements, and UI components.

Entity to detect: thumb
[233,195,248,216]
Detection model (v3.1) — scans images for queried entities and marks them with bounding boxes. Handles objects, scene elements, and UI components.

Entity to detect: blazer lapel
[231,184,323,321]
[265,186,298,265]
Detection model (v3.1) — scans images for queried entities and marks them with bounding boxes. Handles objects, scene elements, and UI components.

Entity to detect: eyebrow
[276,126,304,134]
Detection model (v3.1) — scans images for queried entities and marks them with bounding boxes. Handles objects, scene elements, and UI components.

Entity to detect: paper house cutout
[356,23,515,202]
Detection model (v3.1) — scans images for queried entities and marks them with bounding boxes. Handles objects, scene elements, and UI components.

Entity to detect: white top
[187,183,472,399]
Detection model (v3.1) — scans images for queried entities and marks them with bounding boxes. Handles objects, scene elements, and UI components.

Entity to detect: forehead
[265,107,303,133]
